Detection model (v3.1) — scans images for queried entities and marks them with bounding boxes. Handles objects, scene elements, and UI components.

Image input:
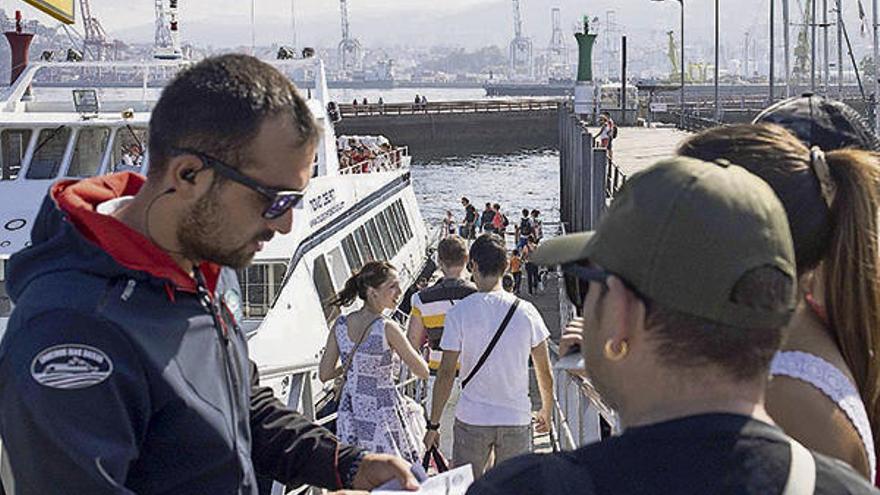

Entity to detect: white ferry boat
[0,57,437,434]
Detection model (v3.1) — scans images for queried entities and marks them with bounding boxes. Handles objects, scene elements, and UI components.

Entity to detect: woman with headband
[678,123,880,482]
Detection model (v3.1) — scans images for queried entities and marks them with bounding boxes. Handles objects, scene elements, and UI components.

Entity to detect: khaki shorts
[452,419,531,479]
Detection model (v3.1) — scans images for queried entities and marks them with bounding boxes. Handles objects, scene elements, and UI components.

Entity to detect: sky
[8,0,879,56]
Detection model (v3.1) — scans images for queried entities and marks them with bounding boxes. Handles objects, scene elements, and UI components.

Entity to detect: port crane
[546,7,569,78]
[509,0,533,78]
[79,0,116,60]
[666,30,680,82]
[338,0,362,73]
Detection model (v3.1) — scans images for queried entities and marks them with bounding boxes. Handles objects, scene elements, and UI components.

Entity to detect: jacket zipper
[194,271,243,482]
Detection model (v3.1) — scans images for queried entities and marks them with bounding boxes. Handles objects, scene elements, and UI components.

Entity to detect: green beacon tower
[574,16,598,116]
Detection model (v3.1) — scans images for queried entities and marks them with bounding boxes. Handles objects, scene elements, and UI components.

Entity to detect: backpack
[503,215,510,228]
[520,217,533,236]
[612,124,619,139]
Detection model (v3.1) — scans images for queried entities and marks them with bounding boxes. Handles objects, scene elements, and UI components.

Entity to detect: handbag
[421,445,449,473]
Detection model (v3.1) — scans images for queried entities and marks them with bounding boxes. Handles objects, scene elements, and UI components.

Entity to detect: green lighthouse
[575,16,598,82]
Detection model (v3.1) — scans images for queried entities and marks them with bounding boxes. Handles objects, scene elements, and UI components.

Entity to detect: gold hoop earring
[603,339,629,361]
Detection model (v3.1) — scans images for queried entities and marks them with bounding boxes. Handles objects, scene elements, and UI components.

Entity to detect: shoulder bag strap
[781,435,816,495]
[340,315,383,382]
[462,299,520,389]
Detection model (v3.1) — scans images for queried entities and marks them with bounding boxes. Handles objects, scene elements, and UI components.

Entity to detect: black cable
[143,188,193,261]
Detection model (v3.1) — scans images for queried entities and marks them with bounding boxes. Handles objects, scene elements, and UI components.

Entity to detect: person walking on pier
[515,209,534,250]
[469,156,879,495]
[530,209,543,241]
[407,236,477,460]
[425,234,554,480]
[320,261,429,463]
[509,249,523,294]
[678,123,880,482]
[481,203,496,234]
[522,236,540,295]
[0,54,417,494]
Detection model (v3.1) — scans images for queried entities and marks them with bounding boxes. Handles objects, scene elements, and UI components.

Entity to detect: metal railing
[339,99,561,118]
[338,146,410,175]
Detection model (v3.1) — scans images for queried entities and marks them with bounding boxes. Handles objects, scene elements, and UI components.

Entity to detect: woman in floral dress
[319,261,429,462]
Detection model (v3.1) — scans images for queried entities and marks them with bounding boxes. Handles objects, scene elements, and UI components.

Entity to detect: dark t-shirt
[468,414,878,495]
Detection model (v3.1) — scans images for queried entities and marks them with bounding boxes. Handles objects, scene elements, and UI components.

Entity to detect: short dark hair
[438,236,468,266]
[522,208,529,216]
[643,266,792,381]
[148,54,320,179]
[469,234,507,277]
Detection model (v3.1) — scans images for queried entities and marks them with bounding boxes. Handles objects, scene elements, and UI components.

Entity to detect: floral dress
[335,315,421,463]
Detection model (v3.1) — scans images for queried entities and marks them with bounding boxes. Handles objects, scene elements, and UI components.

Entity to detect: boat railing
[338,146,410,175]
[339,99,562,118]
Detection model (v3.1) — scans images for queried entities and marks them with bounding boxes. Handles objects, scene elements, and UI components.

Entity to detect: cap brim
[530,232,595,266]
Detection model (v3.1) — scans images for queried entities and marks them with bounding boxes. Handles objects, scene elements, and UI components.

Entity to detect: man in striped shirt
[408,235,477,459]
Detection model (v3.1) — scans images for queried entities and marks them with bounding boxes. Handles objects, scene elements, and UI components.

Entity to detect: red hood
[51,172,220,293]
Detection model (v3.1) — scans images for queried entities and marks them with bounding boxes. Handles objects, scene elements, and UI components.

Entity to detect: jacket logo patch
[30,344,113,389]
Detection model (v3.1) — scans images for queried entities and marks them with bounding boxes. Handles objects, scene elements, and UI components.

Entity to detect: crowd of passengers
[317,93,880,494]
[337,134,402,173]
[3,52,880,495]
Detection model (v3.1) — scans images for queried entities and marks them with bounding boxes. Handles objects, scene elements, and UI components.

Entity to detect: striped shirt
[410,277,477,371]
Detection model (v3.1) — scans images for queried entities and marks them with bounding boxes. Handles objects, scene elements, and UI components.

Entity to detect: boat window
[68,127,110,177]
[365,218,389,261]
[313,254,341,322]
[326,246,351,287]
[0,129,32,181]
[384,206,406,251]
[237,262,287,318]
[341,235,363,271]
[390,200,413,244]
[354,227,374,263]
[27,126,71,179]
[0,259,11,318]
[110,126,148,173]
[396,200,413,239]
[375,211,399,257]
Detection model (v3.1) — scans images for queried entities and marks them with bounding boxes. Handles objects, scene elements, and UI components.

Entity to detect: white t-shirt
[440,290,549,426]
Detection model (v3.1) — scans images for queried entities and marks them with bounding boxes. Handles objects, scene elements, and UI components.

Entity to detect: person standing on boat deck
[678,123,880,482]
[407,236,477,460]
[469,156,879,495]
[0,54,418,495]
[424,234,554,480]
[320,261,430,463]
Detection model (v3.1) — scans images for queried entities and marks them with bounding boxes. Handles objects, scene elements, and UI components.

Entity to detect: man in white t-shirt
[424,234,554,479]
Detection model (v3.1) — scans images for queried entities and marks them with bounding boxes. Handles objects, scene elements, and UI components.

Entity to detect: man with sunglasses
[467,157,878,494]
[0,55,417,494]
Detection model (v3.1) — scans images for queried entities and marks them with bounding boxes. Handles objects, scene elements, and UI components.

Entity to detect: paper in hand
[373,464,474,495]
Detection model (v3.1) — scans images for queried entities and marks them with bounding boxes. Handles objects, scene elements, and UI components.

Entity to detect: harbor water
[411,150,560,232]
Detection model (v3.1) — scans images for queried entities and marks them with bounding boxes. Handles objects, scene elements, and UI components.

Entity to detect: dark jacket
[0,173,364,494]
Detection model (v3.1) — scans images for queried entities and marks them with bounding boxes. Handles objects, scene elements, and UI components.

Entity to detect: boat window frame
[237,261,288,319]
[312,254,341,323]
[341,234,363,272]
[66,126,112,178]
[365,217,389,261]
[0,128,34,182]
[353,226,375,264]
[375,209,399,258]
[325,246,351,289]
[106,125,149,175]
[26,125,75,180]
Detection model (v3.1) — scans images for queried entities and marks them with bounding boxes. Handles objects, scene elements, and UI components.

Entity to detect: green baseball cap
[533,156,796,328]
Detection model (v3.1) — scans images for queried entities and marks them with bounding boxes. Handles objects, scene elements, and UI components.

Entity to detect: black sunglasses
[172,147,307,220]
[561,264,610,312]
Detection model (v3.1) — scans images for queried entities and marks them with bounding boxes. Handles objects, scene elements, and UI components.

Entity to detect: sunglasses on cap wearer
[561,263,610,313]
[172,147,307,220]
[561,263,644,314]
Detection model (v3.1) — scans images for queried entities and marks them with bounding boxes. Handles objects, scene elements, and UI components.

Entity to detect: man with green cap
[466,157,878,494]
